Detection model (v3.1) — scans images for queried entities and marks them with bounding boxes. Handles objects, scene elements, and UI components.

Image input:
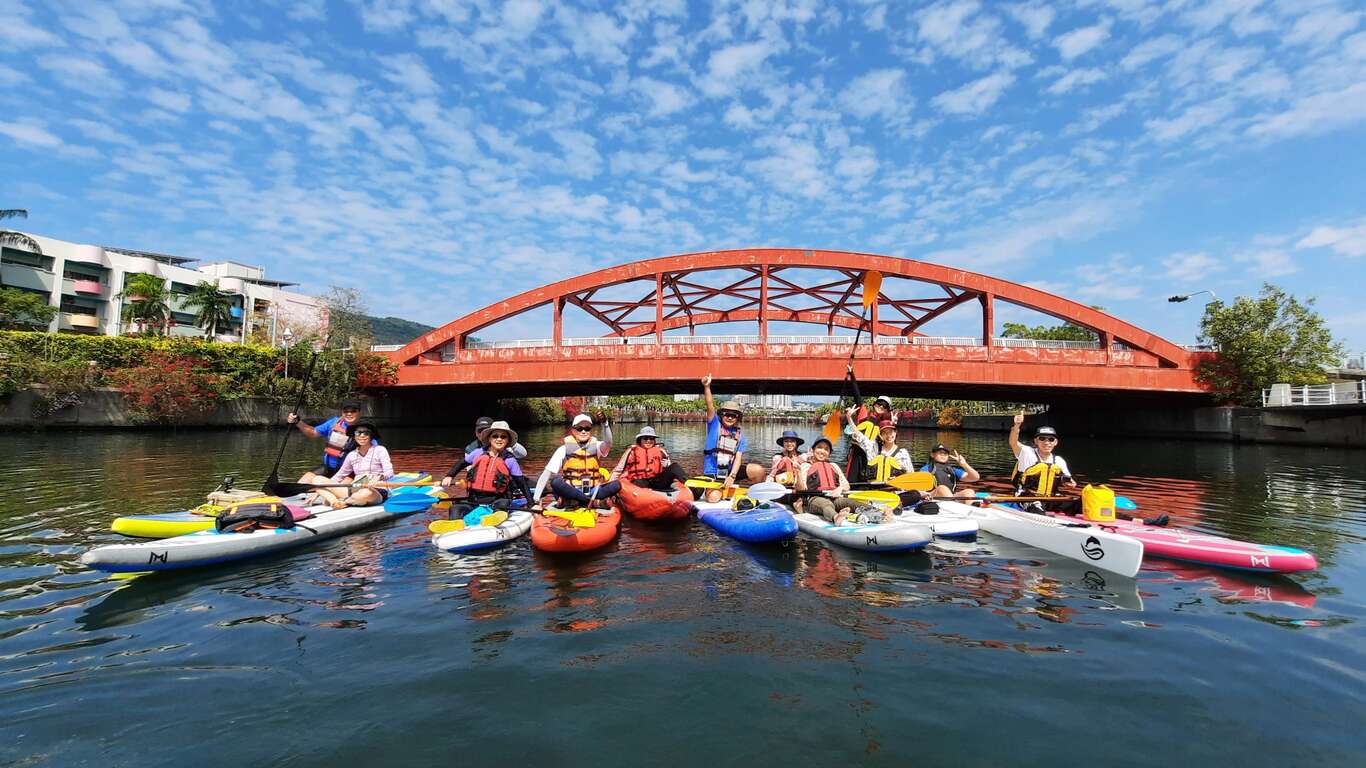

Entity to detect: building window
[1,247,54,271]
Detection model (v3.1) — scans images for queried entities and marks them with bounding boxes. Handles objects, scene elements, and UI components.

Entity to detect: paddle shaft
[263,345,323,490]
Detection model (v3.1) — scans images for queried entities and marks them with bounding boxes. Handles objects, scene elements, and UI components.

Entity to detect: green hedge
[0,331,376,409]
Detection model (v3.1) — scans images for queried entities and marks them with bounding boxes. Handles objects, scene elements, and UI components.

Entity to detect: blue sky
[2,0,1364,350]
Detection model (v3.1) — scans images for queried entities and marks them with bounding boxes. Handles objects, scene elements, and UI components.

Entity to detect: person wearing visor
[448,420,531,518]
[287,397,371,483]
[766,430,808,486]
[1008,412,1076,511]
[534,413,618,508]
[700,375,764,502]
[609,425,690,490]
[442,415,528,488]
[920,443,980,498]
[311,422,393,509]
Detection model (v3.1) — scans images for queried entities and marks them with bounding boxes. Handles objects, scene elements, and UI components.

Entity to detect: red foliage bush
[354,354,398,389]
[111,353,226,424]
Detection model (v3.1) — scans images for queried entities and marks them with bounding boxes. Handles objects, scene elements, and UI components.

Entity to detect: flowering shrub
[354,353,398,389]
[937,406,964,427]
[111,353,227,424]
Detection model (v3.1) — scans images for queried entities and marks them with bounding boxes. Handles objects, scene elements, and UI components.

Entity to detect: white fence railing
[1263,382,1366,407]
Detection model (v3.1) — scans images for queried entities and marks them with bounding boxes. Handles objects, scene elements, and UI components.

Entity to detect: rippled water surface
[3,423,1365,766]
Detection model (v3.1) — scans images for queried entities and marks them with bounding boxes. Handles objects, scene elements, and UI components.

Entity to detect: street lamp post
[1167,289,1218,303]
[282,327,294,380]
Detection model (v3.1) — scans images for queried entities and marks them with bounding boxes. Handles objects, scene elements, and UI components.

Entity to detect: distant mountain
[366,315,436,346]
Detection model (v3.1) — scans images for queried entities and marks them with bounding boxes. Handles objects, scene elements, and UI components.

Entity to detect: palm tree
[118,273,171,334]
[183,280,235,338]
[0,209,41,253]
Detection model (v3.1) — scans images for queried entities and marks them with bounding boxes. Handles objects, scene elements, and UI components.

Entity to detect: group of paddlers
[279,377,1079,526]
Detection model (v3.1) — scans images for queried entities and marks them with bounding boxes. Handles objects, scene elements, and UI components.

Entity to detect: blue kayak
[695,500,797,544]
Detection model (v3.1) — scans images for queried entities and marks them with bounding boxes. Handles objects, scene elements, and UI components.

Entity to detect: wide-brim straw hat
[478,420,519,446]
[718,400,744,417]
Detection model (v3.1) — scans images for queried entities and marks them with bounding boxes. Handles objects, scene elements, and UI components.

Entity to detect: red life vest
[771,454,799,485]
[322,419,351,465]
[623,444,665,481]
[806,461,839,491]
[466,452,511,494]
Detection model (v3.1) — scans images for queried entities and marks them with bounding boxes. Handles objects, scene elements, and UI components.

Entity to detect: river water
[2,423,1364,766]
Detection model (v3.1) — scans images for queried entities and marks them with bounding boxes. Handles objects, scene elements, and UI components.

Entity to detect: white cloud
[146,88,192,113]
[0,119,63,149]
[502,0,547,38]
[562,9,634,66]
[635,76,694,116]
[378,53,439,95]
[745,136,828,199]
[839,68,909,120]
[923,197,1125,268]
[37,55,123,95]
[1285,7,1361,49]
[1145,98,1235,142]
[1047,68,1107,95]
[1247,82,1366,140]
[1006,3,1054,39]
[932,71,1015,116]
[0,4,61,49]
[1297,221,1366,258]
[1162,251,1223,283]
[699,39,783,96]
[1054,21,1111,61]
[1120,34,1182,70]
[551,130,602,179]
[915,1,1030,69]
[1235,249,1297,277]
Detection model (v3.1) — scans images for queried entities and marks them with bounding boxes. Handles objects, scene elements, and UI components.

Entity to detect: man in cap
[1008,412,1076,511]
[287,397,373,483]
[700,374,764,501]
[534,412,618,508]
[920,443,980,498]
[609,425,690,490]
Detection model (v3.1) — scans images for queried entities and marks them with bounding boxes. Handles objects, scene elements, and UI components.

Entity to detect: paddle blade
[429,519,466,534]
[1116,495,1137,511]
[481,511,509,527]
[886,472,936,492]
[862,271,883,310]
[821,409,843,444]
[385,492,441,513]
[746,482,789,502]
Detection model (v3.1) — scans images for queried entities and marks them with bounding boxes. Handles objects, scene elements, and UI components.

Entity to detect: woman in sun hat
[609,425,690,490]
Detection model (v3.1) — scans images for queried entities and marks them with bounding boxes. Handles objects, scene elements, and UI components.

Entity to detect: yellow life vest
[1014,460,1063,496]
[857,419,880,443]
[867,453,903,483]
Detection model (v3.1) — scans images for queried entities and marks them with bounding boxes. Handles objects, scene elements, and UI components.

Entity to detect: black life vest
[927,462,958,492]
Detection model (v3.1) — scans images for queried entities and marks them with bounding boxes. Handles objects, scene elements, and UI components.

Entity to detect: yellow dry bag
[1081,484,1116,522]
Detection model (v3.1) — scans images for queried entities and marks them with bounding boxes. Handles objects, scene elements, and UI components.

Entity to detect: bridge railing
[1263,382,1366,407]
[463,335,1107,350]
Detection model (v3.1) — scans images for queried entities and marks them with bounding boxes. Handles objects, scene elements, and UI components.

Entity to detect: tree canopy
[0,209,41,254]
[119,273,171,335]
[1195,283,1343,406]
[183,280,235,338]
[0,287,57,330]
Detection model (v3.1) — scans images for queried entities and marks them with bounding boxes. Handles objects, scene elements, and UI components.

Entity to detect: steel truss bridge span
[385,249,1208,403]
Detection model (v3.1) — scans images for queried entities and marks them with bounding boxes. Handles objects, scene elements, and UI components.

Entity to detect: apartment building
[0,232,324,342]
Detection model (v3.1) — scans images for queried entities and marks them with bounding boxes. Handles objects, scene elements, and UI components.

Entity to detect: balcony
[1,263,56,293]
[59,312,101,332]
[72,278,104,295]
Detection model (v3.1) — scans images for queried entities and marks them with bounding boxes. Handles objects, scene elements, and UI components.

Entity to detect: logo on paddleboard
[1081,536,1105,560]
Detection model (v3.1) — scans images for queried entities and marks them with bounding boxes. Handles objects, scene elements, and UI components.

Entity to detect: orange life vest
[623,444,665,481]
[466,452,511,494]
[806,461,839,492]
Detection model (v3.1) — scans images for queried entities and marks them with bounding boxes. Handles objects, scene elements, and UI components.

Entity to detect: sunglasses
[353,430,372,437]
[1036,436,1057,442]
[489,433,509,440]
[573,425,592,432]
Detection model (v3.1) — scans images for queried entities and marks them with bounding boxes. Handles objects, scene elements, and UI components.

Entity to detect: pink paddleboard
[1048,514,1318,574]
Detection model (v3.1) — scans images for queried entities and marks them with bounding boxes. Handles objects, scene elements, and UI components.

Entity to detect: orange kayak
[615,480,694,521]
[531,506,621,552]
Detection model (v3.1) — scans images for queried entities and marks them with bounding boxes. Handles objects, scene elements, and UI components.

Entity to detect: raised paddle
[262,342,324,494]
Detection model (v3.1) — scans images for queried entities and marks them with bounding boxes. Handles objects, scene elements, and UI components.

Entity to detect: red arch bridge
[382,249,1210,405]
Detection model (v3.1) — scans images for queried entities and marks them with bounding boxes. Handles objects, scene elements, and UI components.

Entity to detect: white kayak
[793,513,933,552]
[432,510,534,553]
[894,507,979,538]
[936,500,1144,578]
[81,496,432,573]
